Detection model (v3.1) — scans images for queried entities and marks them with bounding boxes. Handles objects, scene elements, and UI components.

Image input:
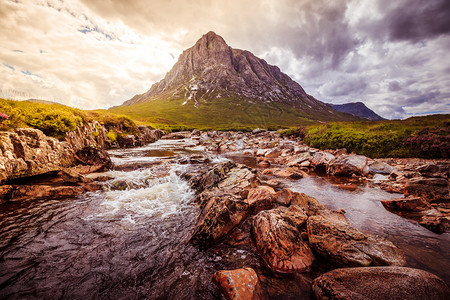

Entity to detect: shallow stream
[0,139,448,299]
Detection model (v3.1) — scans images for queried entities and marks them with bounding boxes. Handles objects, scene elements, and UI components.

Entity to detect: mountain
[112,31,359,128]
[331,102,386,121]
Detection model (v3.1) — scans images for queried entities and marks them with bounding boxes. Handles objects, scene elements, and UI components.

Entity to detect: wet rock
[310,151,335,168]
[265,149,282,158]
[312,266,450,300]
[0,185,13,203]
[327,154,369,177]
[286,152,311,167]
[245,185,276,214]
[404,178,449,203]
[190,194,249,248]
[307,214,406,267]
[333,183,357,191]
[8,185,88,201]
[252,206,314,273]
[368,161,395,174]
[273,168,306,179]
[117,134,136,148]
[187,161,236,192]
[418,212,450,234]
[74,146,113,171]
[381,196,431,212]
[274,188,294,206]
[212,268,265,300]
[417,163,449,178]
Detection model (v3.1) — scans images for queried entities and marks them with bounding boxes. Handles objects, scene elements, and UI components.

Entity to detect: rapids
[0,139,449,299]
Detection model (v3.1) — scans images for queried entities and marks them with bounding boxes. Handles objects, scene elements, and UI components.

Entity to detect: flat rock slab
[307,215,406,267]
[312,266,450,300]
[381,196,431,212]
[212,268,265,300]
[252,206,314,273]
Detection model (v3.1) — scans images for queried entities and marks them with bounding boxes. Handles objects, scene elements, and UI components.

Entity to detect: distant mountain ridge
[331,102,385,121]
[113,31,359,128]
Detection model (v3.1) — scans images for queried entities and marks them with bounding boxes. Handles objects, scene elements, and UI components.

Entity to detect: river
[0,139,449,299]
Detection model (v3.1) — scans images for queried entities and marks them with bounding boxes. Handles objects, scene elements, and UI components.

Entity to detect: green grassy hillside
[110,96,358,130]
[281,114,450,158]
[0,98,138,139]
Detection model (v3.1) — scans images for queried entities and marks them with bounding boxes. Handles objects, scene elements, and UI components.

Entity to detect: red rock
[245,186,276,214]
[262,169,273,175]
[258,161,270,167]
[327,154,369,177]
[404,178,449,203]
[252,206,315,273]
[273,168,305,179]
[381,197,431,212]
[9,185,87,201]
[307,214,406,267]
[334,183,357,191]
[274,188,294,206]
[265,149,282,158]
[212,268,265,300]
[312,266,450,300]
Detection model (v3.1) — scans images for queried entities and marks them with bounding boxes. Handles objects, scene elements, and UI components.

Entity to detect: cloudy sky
[1,0,449,119]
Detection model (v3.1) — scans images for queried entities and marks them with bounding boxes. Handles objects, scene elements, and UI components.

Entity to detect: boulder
[251,206,315,273]
[189,194,249,249]
[286,152,311,167]
[312,266,450,300]
[0,128,74,183]
[245,185,276,214]
[404,178,449,203]
[381,197,431,212]
[74,146,113,171]
[212,268,265,300]
[265,149,282,159]
[307,214,406,267]
[327,154,369,176]
[419,212,450,234]
[117,134,136,148]
[273,168,306,179]
[368,161,395,175]
[417,163,449,178]
[310,151,335,168]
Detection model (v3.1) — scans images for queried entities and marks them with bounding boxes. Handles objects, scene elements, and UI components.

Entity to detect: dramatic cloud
[0,0,449,118]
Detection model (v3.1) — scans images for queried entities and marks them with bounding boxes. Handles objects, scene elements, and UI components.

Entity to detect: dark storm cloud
[385,0,450,41]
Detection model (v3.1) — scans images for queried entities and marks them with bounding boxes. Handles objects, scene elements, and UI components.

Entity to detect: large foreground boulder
[307,215,405,267]
[212,268,265,300]
[312,266,450,300]
[251,206,314,273]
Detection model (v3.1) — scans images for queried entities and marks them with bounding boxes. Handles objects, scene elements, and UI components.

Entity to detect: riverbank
[0,128,448,299]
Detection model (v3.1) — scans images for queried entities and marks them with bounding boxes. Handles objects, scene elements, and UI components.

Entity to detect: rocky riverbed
[0,128,449,299]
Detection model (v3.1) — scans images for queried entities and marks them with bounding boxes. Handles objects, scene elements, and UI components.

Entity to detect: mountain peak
[117,32,359,126]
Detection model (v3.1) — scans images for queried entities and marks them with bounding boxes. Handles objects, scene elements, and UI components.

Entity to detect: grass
[0,98,139,139]
[109,94,356,130]
[282,115,450,158]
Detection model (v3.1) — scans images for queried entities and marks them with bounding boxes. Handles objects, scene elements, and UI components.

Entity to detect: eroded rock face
[312,266,450,300]
[307,215,406,267]
[0,128,74,183]
[327,154,369,177]
[212,268,265,300]
[251,206,315,273]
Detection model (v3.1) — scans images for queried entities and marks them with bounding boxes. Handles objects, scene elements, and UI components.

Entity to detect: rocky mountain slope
[332,102,385,121]
[112,31,359,128]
